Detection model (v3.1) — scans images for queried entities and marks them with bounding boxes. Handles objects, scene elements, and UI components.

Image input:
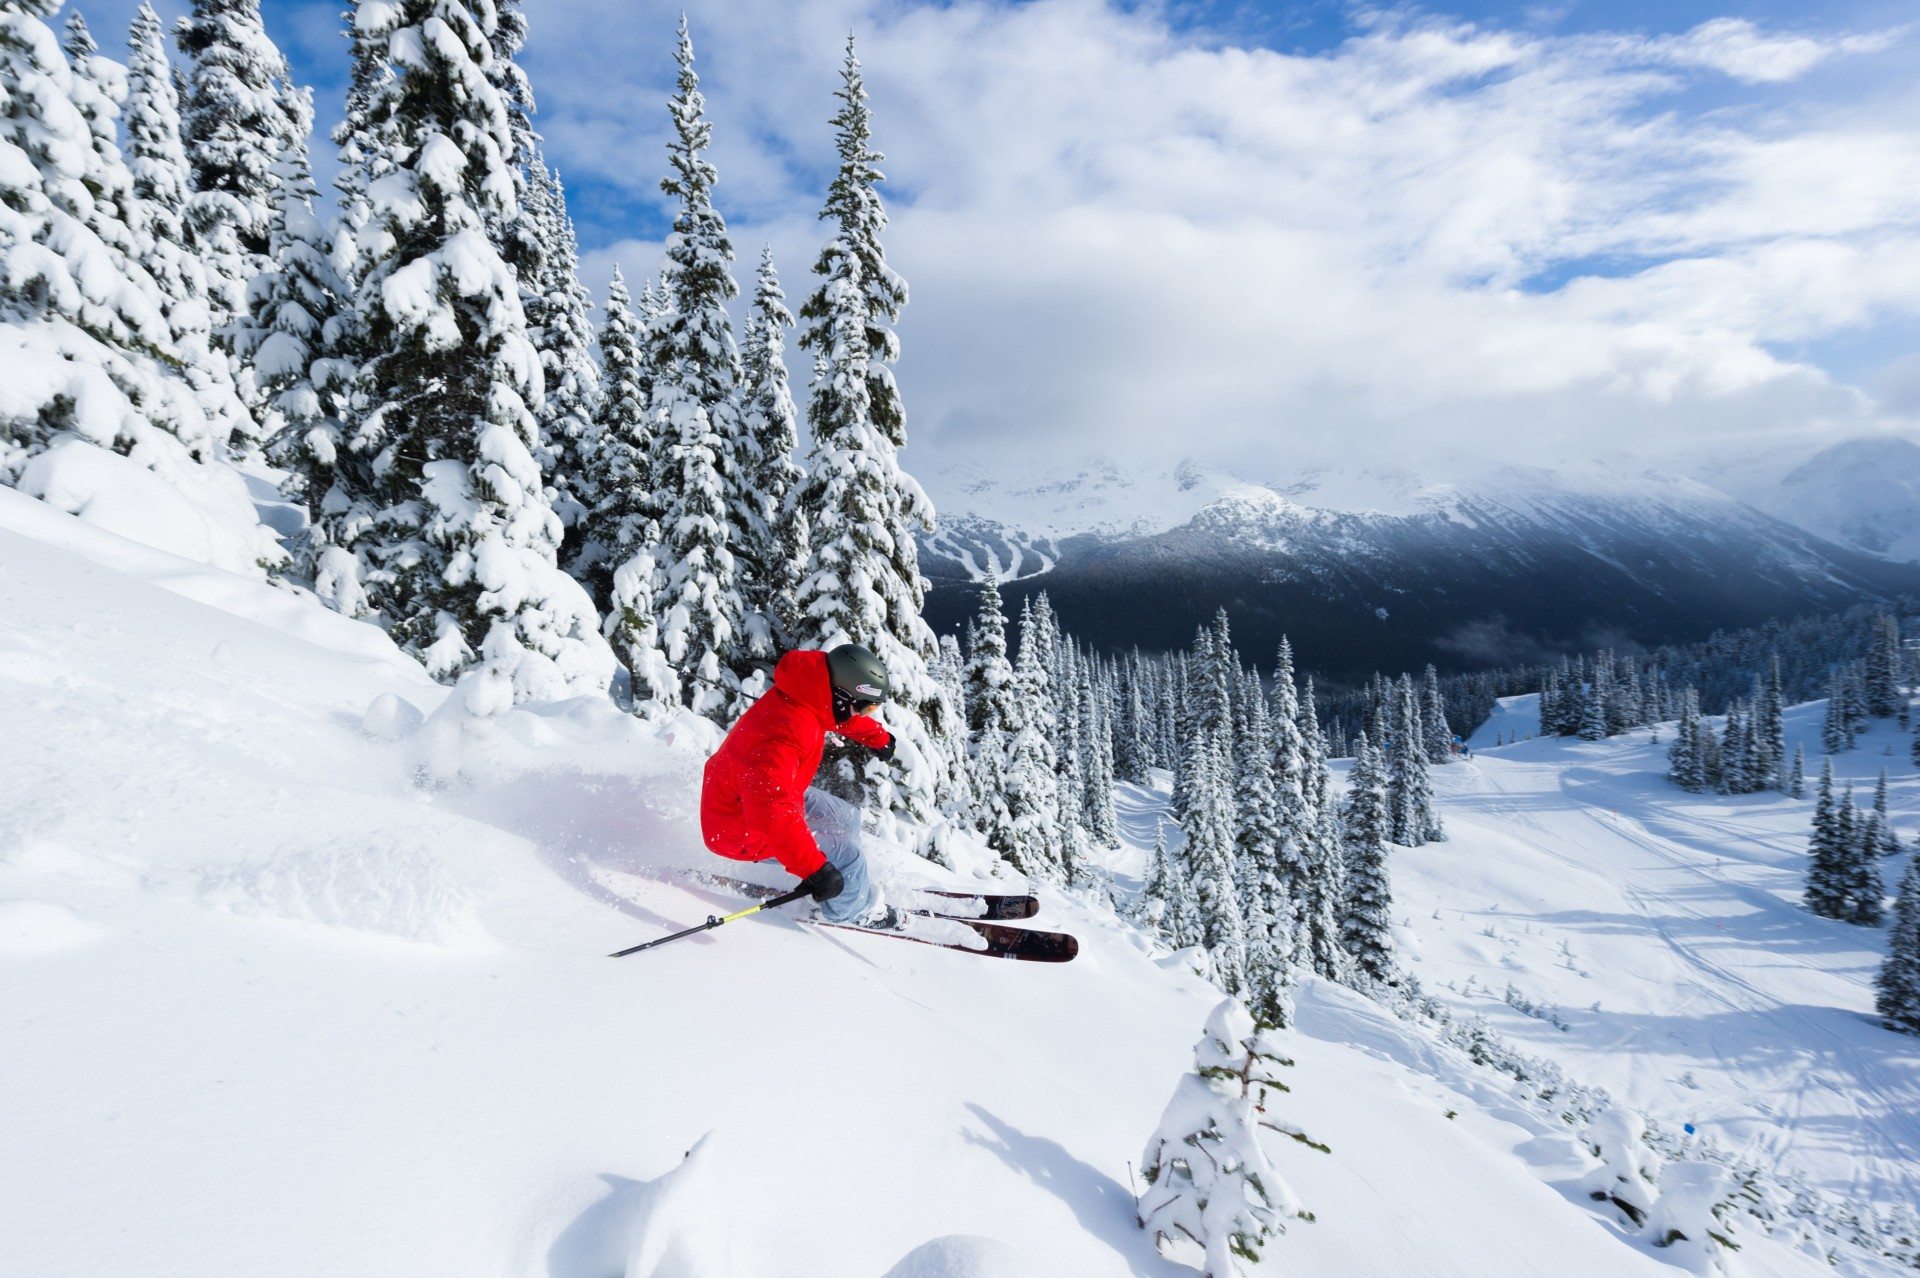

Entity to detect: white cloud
[1641,17,1903,85]
[511,2,1920,479]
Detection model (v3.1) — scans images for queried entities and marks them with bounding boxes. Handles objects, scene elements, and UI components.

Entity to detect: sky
[80,0,1920,487]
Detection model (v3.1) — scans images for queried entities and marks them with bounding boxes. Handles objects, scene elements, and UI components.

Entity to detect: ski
[692,874,1074,962]
[818,912,1078,963]
[699,872,1038,922]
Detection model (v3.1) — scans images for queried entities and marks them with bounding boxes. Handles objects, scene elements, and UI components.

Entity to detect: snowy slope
[1397,707,1920,1222]
[1469,692,1544,750]
[0,487,1896,1277]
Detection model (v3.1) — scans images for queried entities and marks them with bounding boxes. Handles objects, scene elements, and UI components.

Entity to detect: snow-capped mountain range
[918,438,1920,677]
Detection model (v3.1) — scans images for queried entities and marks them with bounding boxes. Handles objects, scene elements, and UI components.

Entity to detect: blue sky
[76,0,1920,479]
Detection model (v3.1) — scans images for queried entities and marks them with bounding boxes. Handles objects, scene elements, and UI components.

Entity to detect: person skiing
[700,643,905,929]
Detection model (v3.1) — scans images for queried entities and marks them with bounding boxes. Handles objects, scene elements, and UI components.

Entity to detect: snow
[1396,705,1920,1220]
[0,491,1906,1277]
[1470,692,1543,749]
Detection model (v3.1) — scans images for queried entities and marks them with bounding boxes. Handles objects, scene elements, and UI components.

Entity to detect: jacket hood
[772,650,836,727]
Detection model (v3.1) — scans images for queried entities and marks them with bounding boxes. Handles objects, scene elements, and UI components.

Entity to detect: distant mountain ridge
[916,449,1920,682]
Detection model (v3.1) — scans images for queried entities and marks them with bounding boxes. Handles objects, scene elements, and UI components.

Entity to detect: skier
[700,644,905,929]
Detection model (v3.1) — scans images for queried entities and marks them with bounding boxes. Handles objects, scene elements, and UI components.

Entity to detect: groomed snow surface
[3,487,1912,1277]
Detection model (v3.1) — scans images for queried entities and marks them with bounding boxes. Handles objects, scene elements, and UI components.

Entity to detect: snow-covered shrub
[1644,1161,1745,1273]
[1582,1108,1660,1227]
[1137,999,1319,1276]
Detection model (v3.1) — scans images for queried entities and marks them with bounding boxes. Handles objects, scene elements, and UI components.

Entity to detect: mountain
[918,457,1920,680]
[1698,435,1920,564]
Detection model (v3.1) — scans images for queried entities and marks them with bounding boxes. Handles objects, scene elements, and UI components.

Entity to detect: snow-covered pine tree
[1873,769,1902,858]
[1788,744,1805,800]
[1132,818,1178,935]
[1053,630,1090,876]
[790,36,950,818]
[1756,658,1786,789]
[1191,732,1249,993]
[235,105,347,471]
[1422,663,1453,762]
[1842,790,1885,926]
[2,0,279,572]
[340,0,612,705]
[646,18,745,720]
[1867,615,1903,718]
[1234,669,1298,1027]
[60,13,138,265]
[1719,702,1748,795]
[1877,853,1920,1035]
[1388,676,1438,846]
[1138,999,1316,1276]
[123,1,250,453]
[1005,597,1066,883]
[1082,660,1121,847]
[1805,760,1849,920]
[1341,729,1395,987]
[1579,663,1610,741]
[587,267,677,713]
[176,0,310,445]
[524,157,601,548]
[962,578,1018,860]
[1268,639,1312,912]
[1115,653,1153,783]
[737,246,805,663]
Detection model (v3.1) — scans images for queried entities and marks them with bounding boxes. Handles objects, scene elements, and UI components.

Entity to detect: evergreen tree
[1388,676,1439,846]
[1234,673,1297,1026]
[1422,663,1453,762]
[524,157,601,545]
[235,109,345,465]
[1788,744,1806,800]
[1341,730,1395,986]
[998,597,1064,882]
[1183,731,1247,993]
[1877,853,1920,1035]
[124,0,250,453]
[1873,769,1902,859]
[647,19,744,720]
[1082,661,1121,847]
[2,0,282,574]
[176,0,310,440]
[1806,761,1849,920]
[1137,1000,1315,1276]
[589,267,676,713]
[1579,663,1609,741]
[1843,790,1885,926]
[962,579,1018,859]
[790,37,950,819]
[737,245,804,659]
[341,0,612,704]
[1866,615,1903,718]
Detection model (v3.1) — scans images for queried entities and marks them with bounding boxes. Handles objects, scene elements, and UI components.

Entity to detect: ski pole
[609,885,812,958]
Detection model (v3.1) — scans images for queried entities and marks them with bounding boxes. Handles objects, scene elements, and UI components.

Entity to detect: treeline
[950,590,1450,1025]
[1,2,964,820]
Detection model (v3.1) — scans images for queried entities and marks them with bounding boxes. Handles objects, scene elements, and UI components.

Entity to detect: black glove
[872,738,897,763]
[799,862,845,903]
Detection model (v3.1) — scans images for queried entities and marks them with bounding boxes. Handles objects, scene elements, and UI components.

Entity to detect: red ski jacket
[700,649,894,878]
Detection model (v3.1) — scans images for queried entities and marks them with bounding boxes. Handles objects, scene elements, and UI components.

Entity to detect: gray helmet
[826,643,890,707]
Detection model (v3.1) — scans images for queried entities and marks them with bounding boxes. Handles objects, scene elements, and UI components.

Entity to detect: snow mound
[621,1133,730,1278]
[0,899,103,954]
[882,1235,1028,1278]
[17,437,280,578]
[360,692,425,741]
[191,838,481,946]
